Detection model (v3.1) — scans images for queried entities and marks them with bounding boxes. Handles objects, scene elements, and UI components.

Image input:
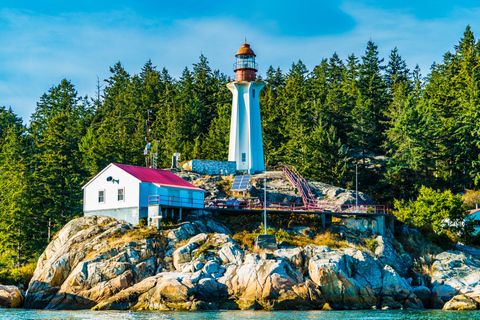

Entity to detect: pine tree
[0,128,39,266]
[304,121,349,186]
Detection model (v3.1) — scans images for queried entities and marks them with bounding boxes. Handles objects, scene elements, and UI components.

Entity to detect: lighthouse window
[252,89,255,98]
[242,153,246,162]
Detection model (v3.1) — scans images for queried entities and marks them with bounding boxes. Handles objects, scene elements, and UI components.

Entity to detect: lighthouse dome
[236,43,256,57]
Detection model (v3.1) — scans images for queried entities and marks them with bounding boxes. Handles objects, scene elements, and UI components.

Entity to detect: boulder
[24,216,162,310]
[432,284,459,303]
[220,254,323,310]
[308,249,376,309]
[167,223,197,243]
[443,294,478,310]
[431,249,480,297]
[413,286,432,307]
[274,248,305,273]
[173,242,199,270]
[0,285,24,308]
[205,220,231,235]
[374,235,412,277]
[218,244,244,265]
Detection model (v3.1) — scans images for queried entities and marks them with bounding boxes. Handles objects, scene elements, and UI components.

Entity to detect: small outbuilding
[82,163,205,225]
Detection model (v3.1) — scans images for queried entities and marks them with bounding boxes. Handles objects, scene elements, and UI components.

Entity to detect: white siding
[84,165,140,212]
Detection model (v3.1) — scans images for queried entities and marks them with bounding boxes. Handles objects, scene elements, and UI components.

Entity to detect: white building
[228,42,265,174]
[82,163,205,225]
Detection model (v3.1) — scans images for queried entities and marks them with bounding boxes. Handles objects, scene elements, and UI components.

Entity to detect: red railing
[281,165,318,208]
[205,199,392,215]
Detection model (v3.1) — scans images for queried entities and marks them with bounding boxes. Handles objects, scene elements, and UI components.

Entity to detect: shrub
[393,186,466,234]
[364,238,378,252]
[138,218,148,227]
[232,230,256,250]
[0,263,36,287]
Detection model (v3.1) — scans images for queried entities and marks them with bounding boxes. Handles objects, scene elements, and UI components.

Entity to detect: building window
[118,188,125,202]
[242,153,246,162]
[252,89,255,98]
[98,190,105,203]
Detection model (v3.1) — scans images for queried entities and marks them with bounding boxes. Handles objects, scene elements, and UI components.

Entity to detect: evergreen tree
[0,128,39,266]
[304,120,349,186]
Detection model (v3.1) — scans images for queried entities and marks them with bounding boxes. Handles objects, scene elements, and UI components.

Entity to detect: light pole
[264,171,267,235]
[356,164,358,213]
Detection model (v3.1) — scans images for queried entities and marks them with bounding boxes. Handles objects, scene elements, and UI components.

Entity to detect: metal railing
[281,165,318,208]
[205,199,392,215]
[148,195,204,208]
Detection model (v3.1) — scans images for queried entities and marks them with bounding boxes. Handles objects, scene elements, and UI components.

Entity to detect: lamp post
[264,171,267,235]
[356,164,358,213]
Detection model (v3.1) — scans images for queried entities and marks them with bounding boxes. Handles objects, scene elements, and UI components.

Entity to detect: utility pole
[356,164,358,213]
[264,171,267,235]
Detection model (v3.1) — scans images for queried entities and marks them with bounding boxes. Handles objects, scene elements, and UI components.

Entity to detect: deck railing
[148,195,204,208]
[205,199,392,215]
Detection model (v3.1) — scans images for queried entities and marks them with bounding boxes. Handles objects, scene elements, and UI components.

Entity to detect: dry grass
[232,230,257,250]
[412,254,436,276]
[463,189,480,210]
[313,231,349,249]
[84,226,168,260]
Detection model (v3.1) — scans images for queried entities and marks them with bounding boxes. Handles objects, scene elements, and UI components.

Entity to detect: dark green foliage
[393,186,466,235]
[3,27,480,265]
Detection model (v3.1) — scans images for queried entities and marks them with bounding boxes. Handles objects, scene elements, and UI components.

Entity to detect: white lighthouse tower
[228,42,265,174]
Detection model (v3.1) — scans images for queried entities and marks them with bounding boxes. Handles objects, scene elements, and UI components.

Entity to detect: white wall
[227,81,265,173]
[83,164,140,212]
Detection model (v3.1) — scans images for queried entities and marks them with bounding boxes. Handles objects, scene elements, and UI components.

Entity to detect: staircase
[281,165,318,208]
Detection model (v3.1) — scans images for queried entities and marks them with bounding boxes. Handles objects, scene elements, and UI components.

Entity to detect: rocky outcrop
[431,249,480,300]
[24,215,480,311]
[0,285,24,308]
[24,216,164,310]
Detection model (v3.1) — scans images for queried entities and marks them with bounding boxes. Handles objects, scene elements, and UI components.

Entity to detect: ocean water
[1,310,480,320]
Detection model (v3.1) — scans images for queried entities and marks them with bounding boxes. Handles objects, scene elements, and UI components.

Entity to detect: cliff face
[19,216,480,311]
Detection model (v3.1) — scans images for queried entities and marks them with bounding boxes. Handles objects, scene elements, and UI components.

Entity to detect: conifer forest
[1,27,480,266]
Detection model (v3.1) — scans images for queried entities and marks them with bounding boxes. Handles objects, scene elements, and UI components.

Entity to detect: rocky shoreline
[2,215,480,311]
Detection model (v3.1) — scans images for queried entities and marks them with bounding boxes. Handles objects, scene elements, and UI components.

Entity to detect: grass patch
[194,244,214,259]
[313,231,349,249]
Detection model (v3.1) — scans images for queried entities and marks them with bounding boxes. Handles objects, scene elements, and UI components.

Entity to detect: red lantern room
[234,43,258,82]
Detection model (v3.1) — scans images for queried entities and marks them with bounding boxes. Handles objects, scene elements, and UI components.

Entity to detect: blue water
[1,310,480,320]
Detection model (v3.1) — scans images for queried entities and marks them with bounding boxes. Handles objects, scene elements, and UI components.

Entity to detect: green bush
[0,263,36,287]
[138,218,148,227]
[364,238,378,252]
[394,186,466,235]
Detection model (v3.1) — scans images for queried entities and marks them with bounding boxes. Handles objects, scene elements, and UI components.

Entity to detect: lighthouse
[228,42,265,174]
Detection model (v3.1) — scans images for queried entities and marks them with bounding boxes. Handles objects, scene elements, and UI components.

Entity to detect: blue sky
[1,1,480,122]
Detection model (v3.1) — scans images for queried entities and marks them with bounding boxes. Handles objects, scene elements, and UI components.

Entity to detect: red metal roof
[113,163,205,192]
